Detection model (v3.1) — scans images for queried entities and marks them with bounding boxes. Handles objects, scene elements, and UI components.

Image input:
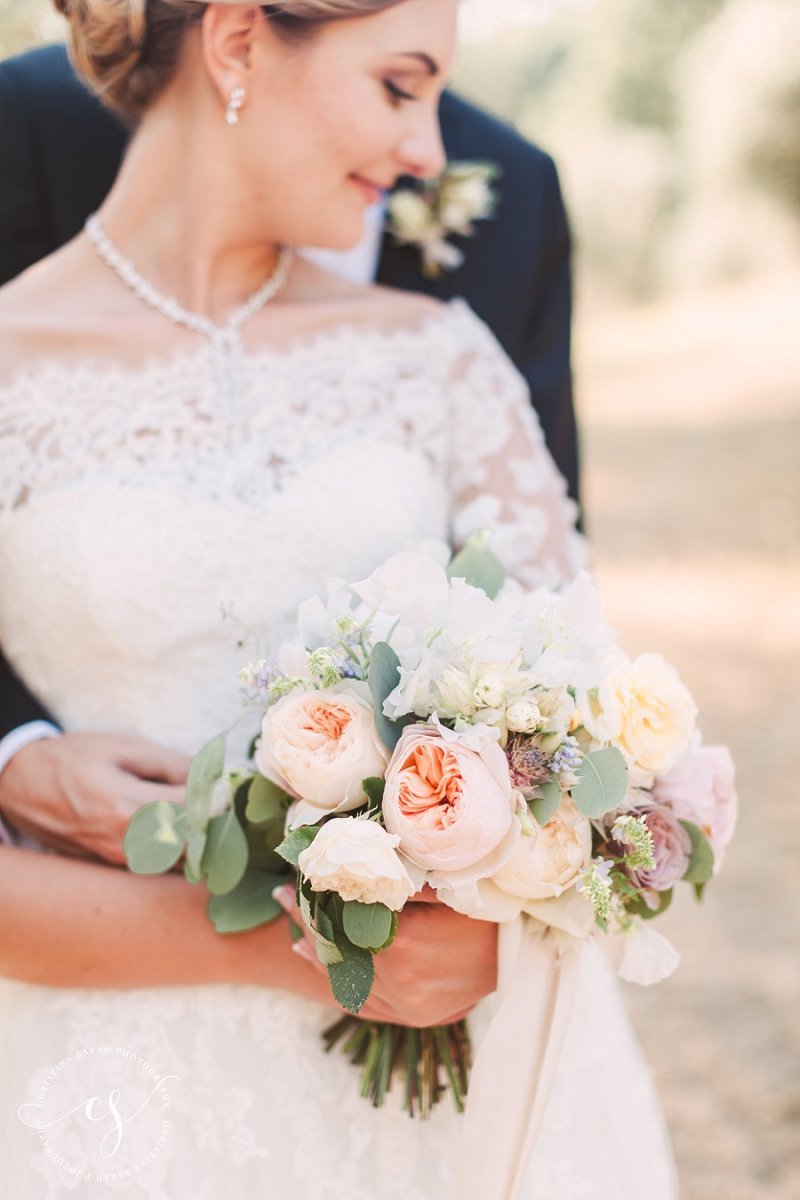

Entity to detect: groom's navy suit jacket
[0,43,579,738]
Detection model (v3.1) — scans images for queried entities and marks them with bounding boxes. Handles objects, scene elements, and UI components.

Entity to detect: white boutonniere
[386,160,501,279]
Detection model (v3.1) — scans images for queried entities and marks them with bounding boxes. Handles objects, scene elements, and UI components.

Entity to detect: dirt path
[576,271,800,1199]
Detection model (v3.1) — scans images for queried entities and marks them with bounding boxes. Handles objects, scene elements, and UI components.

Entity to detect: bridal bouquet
[125,540,736,1115]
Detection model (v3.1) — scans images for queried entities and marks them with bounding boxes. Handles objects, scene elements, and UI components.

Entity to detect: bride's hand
[274,885,498,1027]
[0,732,190,863]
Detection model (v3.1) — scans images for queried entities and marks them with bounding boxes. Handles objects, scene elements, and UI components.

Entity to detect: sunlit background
[2,0,799,1196]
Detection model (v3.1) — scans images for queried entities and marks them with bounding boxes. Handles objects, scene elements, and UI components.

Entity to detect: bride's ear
[199,4,272,111]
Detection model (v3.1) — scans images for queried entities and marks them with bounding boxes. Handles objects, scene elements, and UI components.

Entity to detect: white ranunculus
[255,682,388,822]
[506,700,542,735]
[298,818,421,911]
[472,672,507,709]
[582,653,698,786]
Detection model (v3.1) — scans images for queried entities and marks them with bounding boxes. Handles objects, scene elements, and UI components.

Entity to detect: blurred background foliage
[454,0,800,300]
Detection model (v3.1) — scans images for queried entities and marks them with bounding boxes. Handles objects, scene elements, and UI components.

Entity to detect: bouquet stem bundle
[322,1016,471,1117]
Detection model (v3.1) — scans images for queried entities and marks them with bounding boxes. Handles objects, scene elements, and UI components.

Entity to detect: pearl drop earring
[225,87,246,127]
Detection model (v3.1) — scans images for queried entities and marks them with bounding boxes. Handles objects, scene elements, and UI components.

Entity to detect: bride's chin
[302,215,369,253]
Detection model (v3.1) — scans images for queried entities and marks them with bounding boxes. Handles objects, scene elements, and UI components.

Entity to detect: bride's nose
[396,110,447,181]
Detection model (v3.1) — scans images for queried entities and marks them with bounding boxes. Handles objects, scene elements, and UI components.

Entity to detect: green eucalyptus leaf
[246,775,291,826]
[327,946,375,1014]
[342,901,394,951]
[362,777,386,809]
[529,778,562,827]
[367,642,413,752]
[200,810,249,895]
[313,931,344,967]
[573,748,629,818]
[207,868,285,932]
[244,819,291,873]
[276,825,320,868]
[680,820,715,885]
[447,543,506,599]
[626,889,673,921]
[185,732,227,873]
[184,857,202,884]
[123,801,187,875]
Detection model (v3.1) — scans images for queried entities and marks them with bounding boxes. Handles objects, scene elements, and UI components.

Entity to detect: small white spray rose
[298,818,420,911]
[505,700,542,735]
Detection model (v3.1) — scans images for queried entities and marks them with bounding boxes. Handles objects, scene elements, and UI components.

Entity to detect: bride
[0,1,678,1196]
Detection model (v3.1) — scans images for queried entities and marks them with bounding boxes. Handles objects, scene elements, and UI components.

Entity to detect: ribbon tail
[454,918,581,1200]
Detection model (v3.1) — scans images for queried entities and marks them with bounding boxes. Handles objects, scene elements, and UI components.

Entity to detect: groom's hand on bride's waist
[0,732,190,864]
[276,885,499,1028]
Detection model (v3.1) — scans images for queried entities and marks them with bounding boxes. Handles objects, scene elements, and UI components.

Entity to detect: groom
[0,41,580,856]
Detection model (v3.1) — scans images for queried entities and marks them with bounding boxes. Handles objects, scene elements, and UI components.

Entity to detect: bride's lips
[350,174,388,204]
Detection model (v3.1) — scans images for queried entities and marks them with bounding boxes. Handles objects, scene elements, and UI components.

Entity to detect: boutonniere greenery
[386,160,501,279]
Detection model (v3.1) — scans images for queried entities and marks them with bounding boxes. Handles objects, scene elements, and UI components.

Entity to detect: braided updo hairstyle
[52,0,408,118]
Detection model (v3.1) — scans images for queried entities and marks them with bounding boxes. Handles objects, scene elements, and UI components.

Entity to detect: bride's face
[234,0,458,248]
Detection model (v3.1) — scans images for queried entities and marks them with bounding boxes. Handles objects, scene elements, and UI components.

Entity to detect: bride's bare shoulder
[0,239,110,378]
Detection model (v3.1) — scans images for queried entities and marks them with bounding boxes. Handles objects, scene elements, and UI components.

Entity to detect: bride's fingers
[113,736,192,784]
[122,780,187,808]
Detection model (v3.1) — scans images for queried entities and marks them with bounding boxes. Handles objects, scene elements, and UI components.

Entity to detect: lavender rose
[619,802,692,898]
[653,744,737,871]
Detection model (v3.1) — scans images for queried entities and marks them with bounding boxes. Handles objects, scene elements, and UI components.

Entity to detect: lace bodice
[0,298,584,752]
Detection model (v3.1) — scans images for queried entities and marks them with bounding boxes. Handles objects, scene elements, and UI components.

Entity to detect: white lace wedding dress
[0,299,678,1199]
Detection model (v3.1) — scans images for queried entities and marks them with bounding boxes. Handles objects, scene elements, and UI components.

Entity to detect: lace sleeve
[444,301,588,589]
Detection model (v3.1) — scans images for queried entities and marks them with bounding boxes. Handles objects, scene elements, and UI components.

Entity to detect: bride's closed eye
[383,79,418,106]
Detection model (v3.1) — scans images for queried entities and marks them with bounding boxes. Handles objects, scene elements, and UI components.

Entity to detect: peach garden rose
[255,682,389,821]
[382,724,521,887]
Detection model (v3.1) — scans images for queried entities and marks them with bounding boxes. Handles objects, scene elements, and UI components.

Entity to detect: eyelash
[384,80,416,106]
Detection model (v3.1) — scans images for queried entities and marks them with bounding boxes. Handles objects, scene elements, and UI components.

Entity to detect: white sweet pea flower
[296,578,357,649]
[429,713,503,752]
[382,646,444,720]
[351,549,450,627]
[608,922,681,986]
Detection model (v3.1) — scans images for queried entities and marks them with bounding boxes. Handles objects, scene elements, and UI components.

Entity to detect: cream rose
[298,818,420,911]
[255,683,389,822]
[583,654,697,785]
[492,800,592,902]
[382,724,520,887]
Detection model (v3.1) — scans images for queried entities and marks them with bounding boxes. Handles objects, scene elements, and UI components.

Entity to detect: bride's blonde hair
[53,0,407,117]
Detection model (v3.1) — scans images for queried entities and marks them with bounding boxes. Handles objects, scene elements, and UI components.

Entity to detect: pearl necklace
[84,213,294,406]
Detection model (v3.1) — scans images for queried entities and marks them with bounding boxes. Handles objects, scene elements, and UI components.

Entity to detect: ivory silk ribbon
[454,919,581,1200]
